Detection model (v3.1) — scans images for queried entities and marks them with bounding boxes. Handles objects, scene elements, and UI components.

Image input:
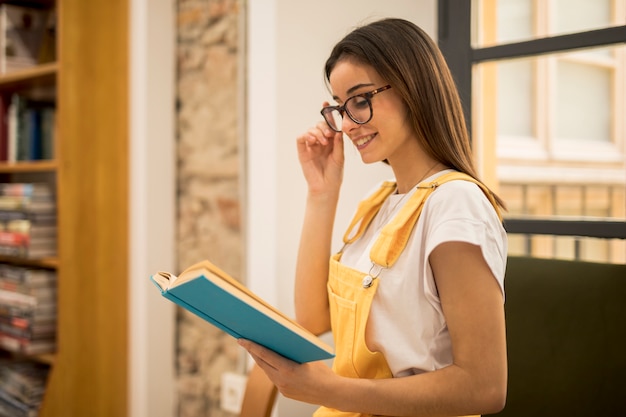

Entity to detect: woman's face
[328,59,418,165]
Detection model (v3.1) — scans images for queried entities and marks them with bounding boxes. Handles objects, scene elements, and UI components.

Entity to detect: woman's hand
[297,105,345,195]
[238,339,339,407]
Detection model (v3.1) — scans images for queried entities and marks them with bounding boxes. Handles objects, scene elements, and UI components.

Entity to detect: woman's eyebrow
[346,83,375,95]
[332,82,376,101]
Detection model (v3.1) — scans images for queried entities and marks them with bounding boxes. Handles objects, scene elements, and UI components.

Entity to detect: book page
[152,271,176,290]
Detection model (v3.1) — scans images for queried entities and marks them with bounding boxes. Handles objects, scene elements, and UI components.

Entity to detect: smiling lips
[353,133,376,149]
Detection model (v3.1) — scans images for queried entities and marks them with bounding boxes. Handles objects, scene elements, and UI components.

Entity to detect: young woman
[239,18,508,417]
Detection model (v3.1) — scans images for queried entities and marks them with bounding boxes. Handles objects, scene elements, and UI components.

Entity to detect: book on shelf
[0,263,57,357]
[0,288,55,310]
[0,224,56,238]
[17,102,55,161]
[4,95,56,162]
[6,93,17,163]
[0,183,54,199]
[0,245,56,259]
[0,319,55,341]
[0,277,55,299]
[40,105,55,159]
[0,267,57,316]
[0,275,56,298]
[0,210,56,226]
[0,387,40,417]
[0,265,56,287]
[0,358,49,417]
[0,218,57,258]
[0,196,55,214]
[0,303,56,324]
[0,285,56,355]
[151,259,335,364]
[0,94,8,162]
[0,330,55,355]
[0,281,55,299]
[0,230,55,245]
[0,358,49,406]
[3,218,57,236]
[0,4,51,74]
[0,312,55,331]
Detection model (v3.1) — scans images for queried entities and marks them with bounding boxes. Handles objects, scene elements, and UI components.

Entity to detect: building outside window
[463,0,626,263]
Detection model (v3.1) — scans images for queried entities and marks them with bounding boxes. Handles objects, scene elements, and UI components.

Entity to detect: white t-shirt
[340,170,508,377]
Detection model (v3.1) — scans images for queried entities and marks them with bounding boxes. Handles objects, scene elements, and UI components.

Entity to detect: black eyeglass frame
[320,85,392,132]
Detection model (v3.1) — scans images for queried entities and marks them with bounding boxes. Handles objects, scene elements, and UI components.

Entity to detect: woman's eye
[351,97,369,109]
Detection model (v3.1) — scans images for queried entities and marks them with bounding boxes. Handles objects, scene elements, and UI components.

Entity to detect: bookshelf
[0,160,57,172]
[0,1,129,416]
[0,62,56,91]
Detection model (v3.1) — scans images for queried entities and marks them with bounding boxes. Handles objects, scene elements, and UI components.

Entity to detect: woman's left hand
[237,338,338,406]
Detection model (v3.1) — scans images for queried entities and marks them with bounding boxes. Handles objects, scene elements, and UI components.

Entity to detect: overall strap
[342,181,397,245]
[370,172,502,268]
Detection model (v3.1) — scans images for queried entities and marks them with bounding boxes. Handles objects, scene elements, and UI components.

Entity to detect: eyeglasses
[320,85,392,132]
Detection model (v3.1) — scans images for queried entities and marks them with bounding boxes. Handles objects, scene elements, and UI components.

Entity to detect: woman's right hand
[296,106,345,195]
[294,106,342,334]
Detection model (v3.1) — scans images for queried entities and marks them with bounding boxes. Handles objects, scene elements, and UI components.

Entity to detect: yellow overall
[314,172,501,417]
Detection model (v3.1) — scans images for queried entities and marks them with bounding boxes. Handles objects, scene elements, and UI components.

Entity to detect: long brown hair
[324,18,506,209]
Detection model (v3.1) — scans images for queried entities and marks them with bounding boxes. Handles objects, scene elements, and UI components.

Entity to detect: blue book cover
[150,260,334,364]
[28,108,42,160]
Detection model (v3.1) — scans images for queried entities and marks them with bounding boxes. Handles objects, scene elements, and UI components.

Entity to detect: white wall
[127,1,437,416]
[247,1,437,415]
[129,1,176,417]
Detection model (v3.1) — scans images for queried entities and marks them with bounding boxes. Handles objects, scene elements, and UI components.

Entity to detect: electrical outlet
[221,371,248,414]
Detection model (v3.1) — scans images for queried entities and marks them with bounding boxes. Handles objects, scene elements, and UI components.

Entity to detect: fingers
[238,338,291,371]
[298,121,337,148]
[299,102,340,146]
[245,349,278,374]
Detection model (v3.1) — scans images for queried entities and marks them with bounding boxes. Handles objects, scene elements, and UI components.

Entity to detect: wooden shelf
[1,1,130,415]
[0,255,58,269]
[5,351,56,365]
[31,353,56,365]
[0,160,57,173]
[7,0,55,7]
[0,62,57,93]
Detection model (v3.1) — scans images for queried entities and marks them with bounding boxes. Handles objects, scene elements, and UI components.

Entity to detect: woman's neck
[393,160,443,194]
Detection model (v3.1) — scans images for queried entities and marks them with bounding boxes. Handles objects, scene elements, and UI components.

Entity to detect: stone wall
[176,0,243,416]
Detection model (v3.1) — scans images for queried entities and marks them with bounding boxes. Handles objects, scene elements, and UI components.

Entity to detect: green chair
[489,256,626,417]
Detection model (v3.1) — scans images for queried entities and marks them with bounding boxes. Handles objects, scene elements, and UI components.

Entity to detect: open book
[150,260,334,364]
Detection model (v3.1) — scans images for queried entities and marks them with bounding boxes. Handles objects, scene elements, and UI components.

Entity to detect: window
[439,0,626,263]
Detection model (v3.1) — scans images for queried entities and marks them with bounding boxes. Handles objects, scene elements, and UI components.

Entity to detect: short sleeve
[420,180,508,295]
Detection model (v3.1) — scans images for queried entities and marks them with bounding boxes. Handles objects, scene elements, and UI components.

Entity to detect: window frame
[438,0,626,240]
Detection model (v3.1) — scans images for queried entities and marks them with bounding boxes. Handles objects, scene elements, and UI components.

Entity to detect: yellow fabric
[315,172,495,417]
[313,253,392,417]
[342,181,397,245]
[370,172,502,268]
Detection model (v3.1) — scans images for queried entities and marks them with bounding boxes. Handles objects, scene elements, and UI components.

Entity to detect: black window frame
[437,0,626,241]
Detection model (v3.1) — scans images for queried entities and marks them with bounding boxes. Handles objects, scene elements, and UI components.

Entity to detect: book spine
[6,94,18,162]
[0,314,56,330]
[0,182,53,197]
[0,289,37,307]
[0,231,29,246]
[0,266,56,285]
[0,332,55,355]
[0,94,7,162]
[16,104,29,161]
[0,304,56,321]
[40,107,55,159]
[0,322,55,339]
[28,108,42,160]
[0,281,56,297]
